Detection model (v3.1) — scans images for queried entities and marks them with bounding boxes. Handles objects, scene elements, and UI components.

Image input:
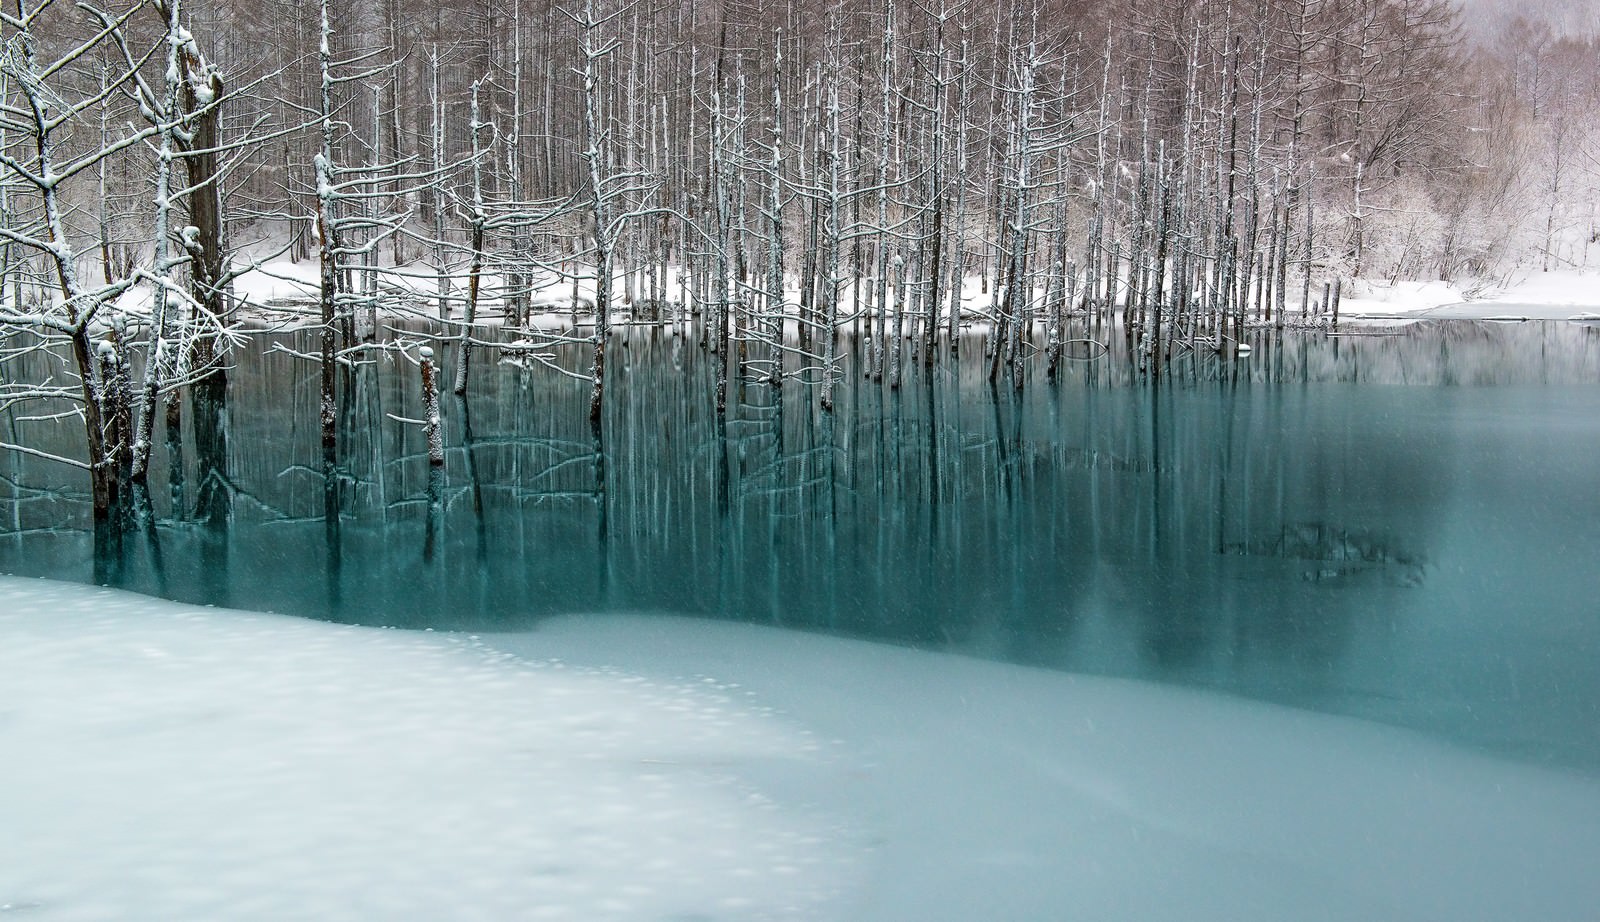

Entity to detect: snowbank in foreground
[0,578,857,921]
[499,616,1600,922]
[7,577,1600,922]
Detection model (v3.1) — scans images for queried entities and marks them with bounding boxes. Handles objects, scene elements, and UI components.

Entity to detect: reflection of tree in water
[0,331,239,605]
[1243,319,1600,386]
[1225,522,1427,587]
[0,321,1589,689]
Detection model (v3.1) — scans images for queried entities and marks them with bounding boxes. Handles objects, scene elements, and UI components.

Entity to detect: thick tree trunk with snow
[420,347,444,466]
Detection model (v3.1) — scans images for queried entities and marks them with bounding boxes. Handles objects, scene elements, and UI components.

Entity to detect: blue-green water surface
[3,319,1599,772]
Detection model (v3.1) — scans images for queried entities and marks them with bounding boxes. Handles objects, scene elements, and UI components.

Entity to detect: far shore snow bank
[1336,270,1600,321]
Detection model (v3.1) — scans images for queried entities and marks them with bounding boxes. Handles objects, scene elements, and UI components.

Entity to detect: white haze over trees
[1455,0,1599,41]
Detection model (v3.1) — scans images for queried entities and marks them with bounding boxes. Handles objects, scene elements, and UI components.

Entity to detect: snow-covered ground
[83,227,1600,331]
[1339,270,1600,321]
[514,617,1600,922]
[6,577,1600,921]
[0,578,859,921]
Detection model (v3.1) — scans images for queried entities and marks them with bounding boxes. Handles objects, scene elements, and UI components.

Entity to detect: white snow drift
[0,578,858,921]
[5,576,1600,921]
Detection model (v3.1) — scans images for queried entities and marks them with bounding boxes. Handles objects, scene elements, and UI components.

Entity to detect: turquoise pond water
[4,318,1599,772]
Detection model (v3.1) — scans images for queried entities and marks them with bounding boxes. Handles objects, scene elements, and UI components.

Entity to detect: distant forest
[27,0,1596,286]
[3,0,1598,514]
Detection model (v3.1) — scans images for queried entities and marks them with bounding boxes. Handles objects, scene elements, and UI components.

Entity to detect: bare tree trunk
[576,0,615,427]
[420,347,445,465]
[317,0,340,449]
[455,81,489,396]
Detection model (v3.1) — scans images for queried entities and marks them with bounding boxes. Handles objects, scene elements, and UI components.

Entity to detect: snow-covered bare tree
[0,0,235,516]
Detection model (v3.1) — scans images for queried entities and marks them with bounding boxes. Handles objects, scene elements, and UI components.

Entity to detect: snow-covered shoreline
[508,614,1600,922]
[1336,270,1600,321]
[6,576,1600,921]
[101,237,1600,332]
[0,577,859,921]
